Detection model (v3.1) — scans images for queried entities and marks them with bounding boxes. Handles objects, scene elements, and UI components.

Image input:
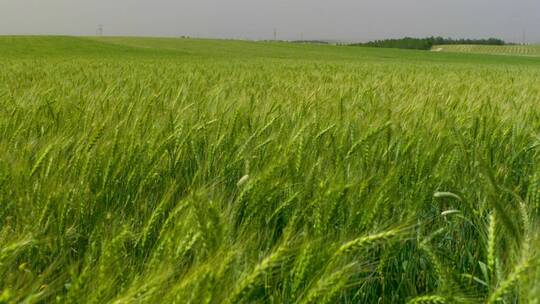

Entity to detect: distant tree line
[349,37,507,50]
[290,40,330,45]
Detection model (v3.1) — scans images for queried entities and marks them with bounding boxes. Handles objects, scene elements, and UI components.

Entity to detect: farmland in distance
[433,44,540,57]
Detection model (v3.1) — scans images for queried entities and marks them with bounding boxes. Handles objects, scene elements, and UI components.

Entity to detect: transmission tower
[97,24,104,36]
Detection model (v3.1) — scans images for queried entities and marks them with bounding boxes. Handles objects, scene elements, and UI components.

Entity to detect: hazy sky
[1,0,539,43]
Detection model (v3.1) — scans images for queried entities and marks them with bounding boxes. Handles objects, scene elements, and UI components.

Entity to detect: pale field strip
[433,44,540,57]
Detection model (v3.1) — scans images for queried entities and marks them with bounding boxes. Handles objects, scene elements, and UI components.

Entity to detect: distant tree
[349,37,506,50]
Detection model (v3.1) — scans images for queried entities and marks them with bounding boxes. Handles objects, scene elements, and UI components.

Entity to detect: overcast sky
[1,0,539,43]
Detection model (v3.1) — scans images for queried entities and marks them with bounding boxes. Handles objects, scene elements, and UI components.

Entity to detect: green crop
[433,44,540,57]
[1,36,539,303]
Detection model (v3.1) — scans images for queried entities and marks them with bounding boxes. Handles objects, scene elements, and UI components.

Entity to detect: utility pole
[522,29,526,45]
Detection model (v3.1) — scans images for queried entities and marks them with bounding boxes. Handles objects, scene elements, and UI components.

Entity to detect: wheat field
[433,44,540,57]
[1,36,540,303]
